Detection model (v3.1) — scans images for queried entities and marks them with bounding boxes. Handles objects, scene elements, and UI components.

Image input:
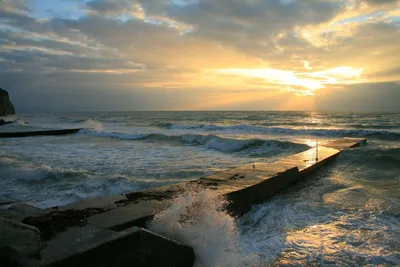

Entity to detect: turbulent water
[1,111,399,266]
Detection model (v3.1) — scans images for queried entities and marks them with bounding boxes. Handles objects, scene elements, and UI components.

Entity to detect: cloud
[363,0,399,6]
[0,0,399,111]
[0,0,29,14]
[315,82,400,112]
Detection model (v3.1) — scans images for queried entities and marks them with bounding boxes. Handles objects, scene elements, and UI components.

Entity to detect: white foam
[171,123,400,140]
[0,157,53,181]
[148,187,260,267]
[84,119,104,131]
[80,129,149,140]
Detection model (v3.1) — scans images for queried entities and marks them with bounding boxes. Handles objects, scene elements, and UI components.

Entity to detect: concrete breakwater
[0,137,366,267]
[0,129,82,138]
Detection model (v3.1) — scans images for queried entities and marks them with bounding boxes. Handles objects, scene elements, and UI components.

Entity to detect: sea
[0,111,399,266]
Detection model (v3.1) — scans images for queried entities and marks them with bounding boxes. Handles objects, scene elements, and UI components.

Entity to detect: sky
[0,0,399,112]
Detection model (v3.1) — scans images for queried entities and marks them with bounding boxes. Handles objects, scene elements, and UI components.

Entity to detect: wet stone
[115,189,183,206]
[188,179,219,189]
[22,208,108,241]
[0,217,42,257]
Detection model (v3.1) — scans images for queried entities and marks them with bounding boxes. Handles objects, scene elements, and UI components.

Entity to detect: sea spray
[84,119,104,131]
[148,186,260,267]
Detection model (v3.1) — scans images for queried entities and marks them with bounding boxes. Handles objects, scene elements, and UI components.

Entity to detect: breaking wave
[80,130,309,154]
[83,119,104,131]
[0,154,141,208]
[168,123,400,140]
[148,187,260,267]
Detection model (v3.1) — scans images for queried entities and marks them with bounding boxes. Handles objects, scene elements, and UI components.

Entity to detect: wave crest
[80,130,309,154]
[338,147,400,171]
[169,123,400,140]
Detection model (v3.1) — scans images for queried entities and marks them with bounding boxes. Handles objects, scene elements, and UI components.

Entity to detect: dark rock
[0,88,15,116]
[0,119,14,126]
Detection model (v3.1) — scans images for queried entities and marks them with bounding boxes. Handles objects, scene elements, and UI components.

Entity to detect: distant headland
[0,88,15,116]
[0,88,16,126]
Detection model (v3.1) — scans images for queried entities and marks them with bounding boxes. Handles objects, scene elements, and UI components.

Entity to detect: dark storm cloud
[164,0,344,57]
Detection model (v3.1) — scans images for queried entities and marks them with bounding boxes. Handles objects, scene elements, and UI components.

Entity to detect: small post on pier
[253,162,255,170]
[316,141,319,161]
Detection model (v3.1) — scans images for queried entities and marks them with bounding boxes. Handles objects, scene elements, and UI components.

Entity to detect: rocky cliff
[0,88,16,116]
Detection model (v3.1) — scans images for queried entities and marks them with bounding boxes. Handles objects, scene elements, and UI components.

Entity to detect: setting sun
[216,66,364,95]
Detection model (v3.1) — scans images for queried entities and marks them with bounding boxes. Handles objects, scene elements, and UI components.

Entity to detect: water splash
[148,186,260,267]
[84,119,103,131]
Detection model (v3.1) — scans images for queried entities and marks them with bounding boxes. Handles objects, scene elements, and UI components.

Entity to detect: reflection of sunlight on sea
[234,145,400,266]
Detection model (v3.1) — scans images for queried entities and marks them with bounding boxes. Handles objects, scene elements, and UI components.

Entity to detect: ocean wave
[0,155,141,208]
[338,147,400,171]
[80,130,309,154]
[0,156,94,182]
[169,123,400,140]
[152,122,173,129]
[83,119,104,131]
[59,117,86,123]
[80,129,149,140]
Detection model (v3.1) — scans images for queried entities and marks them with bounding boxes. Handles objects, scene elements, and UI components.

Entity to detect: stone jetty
[0,129,82,138]
[0,137,367,267]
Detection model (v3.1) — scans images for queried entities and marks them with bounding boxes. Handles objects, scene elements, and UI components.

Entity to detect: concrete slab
[272,146,340,173]
[0,217,41,257]
[39,225,194,267]
[205,163,289,181]
[46,195,126,212]
[223,167,300,215]
[0,204,45,222]
[0,244,40,267]
[86,166,300,230]
[324,137,367,150]
[88,199,174,230]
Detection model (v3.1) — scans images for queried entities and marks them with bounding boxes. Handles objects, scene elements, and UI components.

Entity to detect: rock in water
[0,119,13,126]
[0,88,16,116]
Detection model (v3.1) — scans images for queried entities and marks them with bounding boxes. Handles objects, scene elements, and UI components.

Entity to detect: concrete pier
[0,129,82,138]
[0,137,366,267]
